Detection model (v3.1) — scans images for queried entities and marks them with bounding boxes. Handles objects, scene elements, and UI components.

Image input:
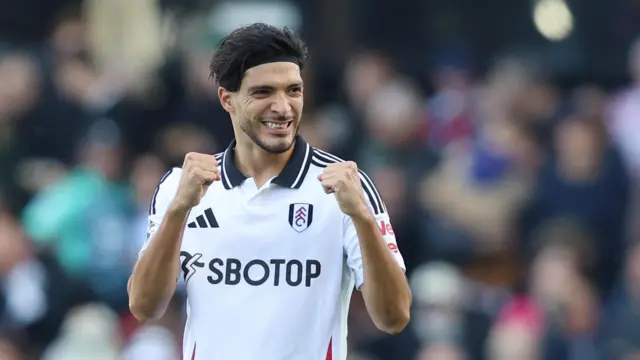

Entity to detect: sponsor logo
[179,252,322,287]
[378,220,395,236]
[180,251,205,282]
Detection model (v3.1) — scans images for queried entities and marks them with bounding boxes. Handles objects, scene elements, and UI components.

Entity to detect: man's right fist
[172,152,221,210]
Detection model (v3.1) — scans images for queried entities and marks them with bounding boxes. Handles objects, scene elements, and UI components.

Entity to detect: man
[128,23,411,360]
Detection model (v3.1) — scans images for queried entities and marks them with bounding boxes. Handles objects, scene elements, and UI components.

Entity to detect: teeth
[264,122,287,129]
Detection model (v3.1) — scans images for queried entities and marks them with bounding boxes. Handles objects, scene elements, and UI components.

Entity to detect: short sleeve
[139,167,182,256]
[343,170,406,290]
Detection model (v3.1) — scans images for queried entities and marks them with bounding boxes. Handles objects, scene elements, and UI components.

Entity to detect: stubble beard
[239,116,298,154]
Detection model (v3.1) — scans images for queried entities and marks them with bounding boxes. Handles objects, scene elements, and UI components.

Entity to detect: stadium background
[0,0,639,359]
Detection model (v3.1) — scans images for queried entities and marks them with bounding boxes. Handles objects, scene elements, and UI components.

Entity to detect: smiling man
[127,23,411,360]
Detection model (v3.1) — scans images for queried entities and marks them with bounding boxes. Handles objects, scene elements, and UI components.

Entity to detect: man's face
[223,62,303,154]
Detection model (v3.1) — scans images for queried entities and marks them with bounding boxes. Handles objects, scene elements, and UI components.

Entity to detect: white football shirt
[140,136,405,360]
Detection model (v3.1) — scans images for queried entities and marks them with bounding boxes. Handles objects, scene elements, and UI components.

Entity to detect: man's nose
[271,92,292,115]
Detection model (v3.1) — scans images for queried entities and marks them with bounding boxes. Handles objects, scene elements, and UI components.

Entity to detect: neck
[234,138,295,187]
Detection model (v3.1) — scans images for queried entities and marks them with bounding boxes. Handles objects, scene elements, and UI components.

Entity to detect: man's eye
[289,87,302,94]
[252,89,270,96]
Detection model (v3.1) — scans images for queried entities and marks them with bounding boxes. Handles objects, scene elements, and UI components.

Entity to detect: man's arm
[128,153,220,322]
[128,202,190,322]
[351,211,411,334]
[319,161,411,334]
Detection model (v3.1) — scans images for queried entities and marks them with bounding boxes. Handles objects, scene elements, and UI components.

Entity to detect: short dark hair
[209,23,307,92]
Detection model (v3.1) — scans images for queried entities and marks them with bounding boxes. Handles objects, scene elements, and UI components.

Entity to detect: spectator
[40,304,121,360]
[520,115,630,296]
[419,117,536,271]
[21,120,133,311]
[487,296,544,360]
[0,209,93,358]
[528,218,600,360]
[600,241,640,359]
[410,262,492,360]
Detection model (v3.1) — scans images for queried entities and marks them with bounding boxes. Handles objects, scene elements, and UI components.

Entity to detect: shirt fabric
[140,136,405,360]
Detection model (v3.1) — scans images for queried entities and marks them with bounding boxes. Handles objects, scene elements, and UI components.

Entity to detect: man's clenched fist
[318,161,369,218]
[172,152,220,210]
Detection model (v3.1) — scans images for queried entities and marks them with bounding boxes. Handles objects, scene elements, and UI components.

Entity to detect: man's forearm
[352,211,411,334]
[128,203,190,321]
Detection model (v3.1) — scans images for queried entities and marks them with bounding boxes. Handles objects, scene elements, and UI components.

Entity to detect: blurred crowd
[1,0,640,359]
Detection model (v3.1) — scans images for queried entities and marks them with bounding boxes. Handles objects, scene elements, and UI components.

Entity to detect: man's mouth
[262,121,292,130]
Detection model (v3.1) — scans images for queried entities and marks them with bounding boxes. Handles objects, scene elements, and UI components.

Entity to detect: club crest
[288,203,314,233]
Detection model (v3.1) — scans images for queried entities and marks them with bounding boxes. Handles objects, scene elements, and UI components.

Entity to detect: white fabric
[141,148,405,360]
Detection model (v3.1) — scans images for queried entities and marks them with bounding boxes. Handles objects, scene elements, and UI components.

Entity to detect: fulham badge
[288,203,314,233]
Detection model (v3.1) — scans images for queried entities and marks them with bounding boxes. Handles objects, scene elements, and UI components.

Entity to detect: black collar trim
[221,135,312,189]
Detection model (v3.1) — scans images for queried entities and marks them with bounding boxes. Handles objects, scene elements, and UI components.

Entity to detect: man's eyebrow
[247,85,275,92]
[247,82,303,92]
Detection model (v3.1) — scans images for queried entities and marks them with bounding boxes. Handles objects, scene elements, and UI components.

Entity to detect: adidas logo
[187,208,219,228]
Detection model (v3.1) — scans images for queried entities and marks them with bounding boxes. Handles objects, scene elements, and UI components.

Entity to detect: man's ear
[218,87,234,113]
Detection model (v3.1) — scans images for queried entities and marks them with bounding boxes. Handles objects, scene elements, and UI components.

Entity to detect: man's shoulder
[308,147,386,216]
[160,151,225,186]
[308,146,375,183]
[149,167,183,215]
[158,167,183,187]
[308,147,351,168]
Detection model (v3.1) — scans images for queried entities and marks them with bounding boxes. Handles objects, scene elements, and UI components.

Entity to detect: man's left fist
[318,161,369,218]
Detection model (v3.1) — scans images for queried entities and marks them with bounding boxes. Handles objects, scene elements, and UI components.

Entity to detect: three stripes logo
[187,208,219,228]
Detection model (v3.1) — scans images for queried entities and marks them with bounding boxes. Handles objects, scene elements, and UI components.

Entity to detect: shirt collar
[221,135,313,189]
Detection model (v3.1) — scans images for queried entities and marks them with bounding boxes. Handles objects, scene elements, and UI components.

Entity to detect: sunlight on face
[232,62,304,154]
